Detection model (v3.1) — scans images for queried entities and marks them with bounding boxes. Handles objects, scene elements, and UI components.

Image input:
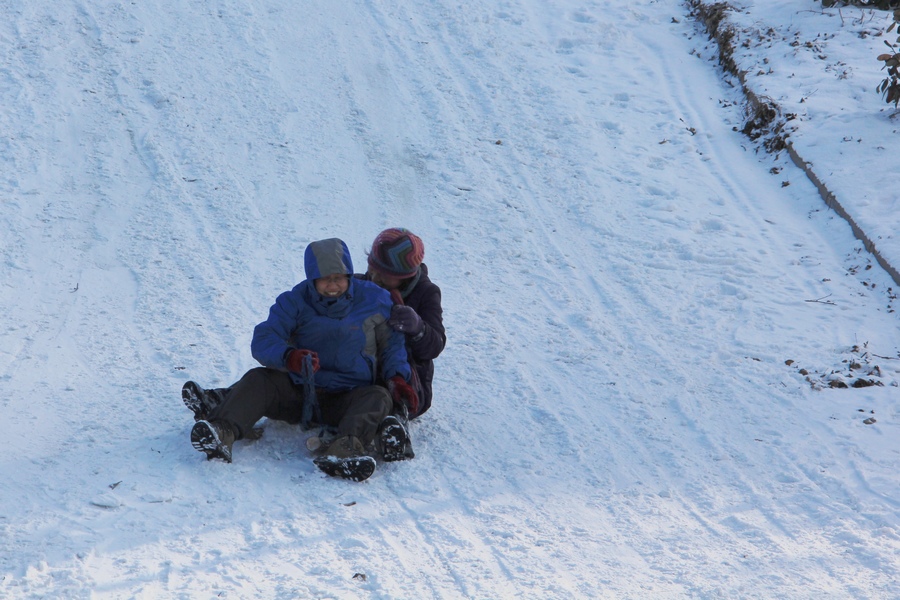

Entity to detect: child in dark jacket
[183,238,417,482]
[359,228,446,461]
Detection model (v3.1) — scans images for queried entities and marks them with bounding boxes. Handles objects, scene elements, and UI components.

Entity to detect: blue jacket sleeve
[376,318,412,382]
[251,289,302,369]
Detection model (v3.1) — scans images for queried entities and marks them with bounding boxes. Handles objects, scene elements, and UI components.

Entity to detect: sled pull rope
[300,353,320,428]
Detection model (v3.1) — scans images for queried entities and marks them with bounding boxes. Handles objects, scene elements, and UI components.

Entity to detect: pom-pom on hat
[367,228,424,279]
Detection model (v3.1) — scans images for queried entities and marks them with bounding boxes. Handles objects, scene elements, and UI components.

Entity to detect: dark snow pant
[208,367,391,447]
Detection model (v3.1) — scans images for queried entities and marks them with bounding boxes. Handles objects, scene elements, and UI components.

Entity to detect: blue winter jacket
[250,239,411,391]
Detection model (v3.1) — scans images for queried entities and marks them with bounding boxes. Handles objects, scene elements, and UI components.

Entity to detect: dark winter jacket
[359,263,445,417]
[252,241,411,392]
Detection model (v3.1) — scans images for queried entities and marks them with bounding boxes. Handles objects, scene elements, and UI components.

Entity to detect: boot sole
[191,420,232,463]
[313,455,376,482]
[182,381,207,421]
[380,423,414,462]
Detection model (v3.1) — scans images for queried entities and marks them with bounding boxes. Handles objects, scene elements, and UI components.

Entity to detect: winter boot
[377,415,415,462]
[191,419,236,463]
[182,381,227,422]
[313,435,376,482]
[321,435,366,458]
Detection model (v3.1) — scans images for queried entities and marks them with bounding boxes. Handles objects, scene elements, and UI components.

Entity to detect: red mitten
[387,375,419,415]
[286,349,320,373]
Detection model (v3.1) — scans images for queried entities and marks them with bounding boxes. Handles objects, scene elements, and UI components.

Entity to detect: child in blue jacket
[184,238,417,481]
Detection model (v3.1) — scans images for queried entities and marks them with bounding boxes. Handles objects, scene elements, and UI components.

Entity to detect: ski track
[1,0,898,598]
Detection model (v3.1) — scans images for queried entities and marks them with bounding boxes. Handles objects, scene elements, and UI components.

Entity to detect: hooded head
[304,238,353,280]
[367,228,424,279]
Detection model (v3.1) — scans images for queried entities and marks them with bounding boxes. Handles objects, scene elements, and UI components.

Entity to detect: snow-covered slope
[1,0,897,597]
[702,0,900,282]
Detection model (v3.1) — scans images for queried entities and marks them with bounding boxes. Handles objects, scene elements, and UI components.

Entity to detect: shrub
[876,9,900,106]
[822,0,899,8]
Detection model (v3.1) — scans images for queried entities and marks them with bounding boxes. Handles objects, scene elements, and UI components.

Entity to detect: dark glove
[388,305,424,335]
[388,375,419,416]
[286,349,320,373]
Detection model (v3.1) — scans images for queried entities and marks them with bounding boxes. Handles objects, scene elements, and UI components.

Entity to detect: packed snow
[1,0,898,598]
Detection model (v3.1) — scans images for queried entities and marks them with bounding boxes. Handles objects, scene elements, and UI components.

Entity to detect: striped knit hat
[367,228,424,278]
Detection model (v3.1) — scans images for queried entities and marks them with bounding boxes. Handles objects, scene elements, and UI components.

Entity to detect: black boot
[377,415,415,462]
[191,419,235,463]
[182,381,227,421]
[313,436,376,482]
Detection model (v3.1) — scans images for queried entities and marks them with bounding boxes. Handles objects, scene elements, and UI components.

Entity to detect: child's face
[370,270,405,291]
[314,274,349,297]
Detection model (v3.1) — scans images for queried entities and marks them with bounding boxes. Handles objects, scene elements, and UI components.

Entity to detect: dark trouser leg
[208,367,303,440]
[318,385,392,447]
